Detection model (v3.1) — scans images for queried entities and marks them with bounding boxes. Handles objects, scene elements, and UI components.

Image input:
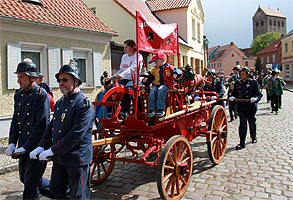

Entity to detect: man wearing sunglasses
[30,64,94,199]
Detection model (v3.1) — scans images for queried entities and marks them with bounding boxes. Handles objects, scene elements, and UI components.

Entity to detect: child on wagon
[142,51,182,117]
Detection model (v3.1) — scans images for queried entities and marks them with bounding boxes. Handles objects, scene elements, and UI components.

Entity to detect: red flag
[136,11,178,55]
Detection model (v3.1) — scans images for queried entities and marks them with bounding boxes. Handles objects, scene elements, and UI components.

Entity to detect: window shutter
[48,47,61,87]
[93,51,102,87]
[7,43,21,89]
[62,48,73,65]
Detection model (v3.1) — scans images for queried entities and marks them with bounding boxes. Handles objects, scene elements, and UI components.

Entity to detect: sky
[201,0,293,49]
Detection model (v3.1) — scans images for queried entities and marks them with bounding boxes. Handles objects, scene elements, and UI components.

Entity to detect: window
[266,56,269,63]
[245,61,248,66]
[261,57,263,64]
[261,21,264,26]
[21,51,41,72]
[236,61,239,65]
[197,22,201,42]
[272,54,275,62]
[192,19,196,39]
[285,43,288,53]
[256,21,259,26]
[274,20,276,26]
[217,63,219,68]
[232,54,234,57]
[282,21,284,27]
[278,21,280,27]
[270,20,272,25]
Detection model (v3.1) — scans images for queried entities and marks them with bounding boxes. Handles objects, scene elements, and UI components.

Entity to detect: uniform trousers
[238,109,257,145]
[19,158,52,199]
[270,92,279,112]
[228,101,238,121]
[50,162,90,200]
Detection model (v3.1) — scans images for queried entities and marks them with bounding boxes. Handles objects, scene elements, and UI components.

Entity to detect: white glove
[5,143,16,156]
[39,148,54,160]
[188,96,192,101]
[173,74,178,79]
[250,97,257,103]
[229,96,236,101]
[194,96,201,101]
[14,147,26,154]
[211,96,217,101]
[30,147,44,159]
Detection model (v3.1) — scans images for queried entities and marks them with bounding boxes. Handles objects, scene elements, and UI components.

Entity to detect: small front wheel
[157,135,193,200]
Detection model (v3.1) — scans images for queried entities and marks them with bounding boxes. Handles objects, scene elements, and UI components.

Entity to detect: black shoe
[252,139,257,144]
[236,144,245,150]
[275,111,278,115]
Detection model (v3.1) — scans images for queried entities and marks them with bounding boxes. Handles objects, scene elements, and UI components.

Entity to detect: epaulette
[85,97,91,108]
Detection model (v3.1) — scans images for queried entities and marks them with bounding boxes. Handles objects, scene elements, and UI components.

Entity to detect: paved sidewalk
[0,88,293,199]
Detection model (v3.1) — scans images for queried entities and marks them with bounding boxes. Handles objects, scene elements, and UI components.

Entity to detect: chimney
[230,42,234,46]
[218,45,220,48]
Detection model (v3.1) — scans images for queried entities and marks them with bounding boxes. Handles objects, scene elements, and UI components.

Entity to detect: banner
[136,11,178,55]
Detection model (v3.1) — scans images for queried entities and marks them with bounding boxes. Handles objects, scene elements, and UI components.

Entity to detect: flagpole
[134,11,139,120]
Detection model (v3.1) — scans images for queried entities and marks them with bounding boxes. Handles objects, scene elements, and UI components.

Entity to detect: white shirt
[113,53,143,80]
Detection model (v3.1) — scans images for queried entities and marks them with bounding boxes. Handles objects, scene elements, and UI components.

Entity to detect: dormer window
[22,0,43,6]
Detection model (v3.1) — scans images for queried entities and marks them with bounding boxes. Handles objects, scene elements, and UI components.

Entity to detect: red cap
[148,51,166,63]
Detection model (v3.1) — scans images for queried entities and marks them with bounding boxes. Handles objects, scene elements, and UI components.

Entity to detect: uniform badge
[61,113,66,122]
[246,84,250,88]
[165,70,170,76]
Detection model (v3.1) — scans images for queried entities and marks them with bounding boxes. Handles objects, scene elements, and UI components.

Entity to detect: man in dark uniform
[4,60,52,199]
[265,70,283,114]
[199,70,225,107]
[225,65,240,122]
[36,72,54,97]
[30,64,94,199]
[230,67,262,150]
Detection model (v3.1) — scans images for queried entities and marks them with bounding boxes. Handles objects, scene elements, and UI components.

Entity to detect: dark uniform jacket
[39,91,94,166]
[9,84,50,151]
[231,78,262,112]
[40,82,53,97]
[203,79,225,98]
[267,77,283,96]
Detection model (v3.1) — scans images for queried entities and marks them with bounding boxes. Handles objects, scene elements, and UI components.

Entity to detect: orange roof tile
[114,0,161,24]
[146,0,192,12]
[0,0,117,35]
[256,39,281,55]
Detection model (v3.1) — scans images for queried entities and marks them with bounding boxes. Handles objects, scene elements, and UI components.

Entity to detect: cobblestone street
[0,88,293,200]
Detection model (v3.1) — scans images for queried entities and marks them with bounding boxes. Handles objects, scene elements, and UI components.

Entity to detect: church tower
[252,6,286,39]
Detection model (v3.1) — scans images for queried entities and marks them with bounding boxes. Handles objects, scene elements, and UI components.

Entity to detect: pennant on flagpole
[136,11,178,55]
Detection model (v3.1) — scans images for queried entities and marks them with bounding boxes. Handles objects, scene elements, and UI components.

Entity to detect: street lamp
[203,36,209,69]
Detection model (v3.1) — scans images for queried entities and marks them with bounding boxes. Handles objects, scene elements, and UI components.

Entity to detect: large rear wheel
[207,105,228,164]
[157,135,193,200]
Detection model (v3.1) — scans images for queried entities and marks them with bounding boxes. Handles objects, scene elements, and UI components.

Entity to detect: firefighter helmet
[15,61,38,77]
[55,64,82,85]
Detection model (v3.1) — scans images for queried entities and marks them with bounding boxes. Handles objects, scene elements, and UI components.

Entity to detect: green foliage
[254,57,261,74]
[249,32,282,56]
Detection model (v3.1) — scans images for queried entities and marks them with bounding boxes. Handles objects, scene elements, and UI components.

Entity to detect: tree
[249,32,282,56]
[254,57,261,74]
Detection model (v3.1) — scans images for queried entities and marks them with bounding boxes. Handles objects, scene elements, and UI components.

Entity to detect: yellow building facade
[281,30,293,83]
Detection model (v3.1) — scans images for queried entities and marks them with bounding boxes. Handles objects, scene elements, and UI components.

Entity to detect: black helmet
[240,67,250,74]
[15,61,38,77]
[55,64,82,85]
[267,69,272,74]
[185,64,192,70]
[207,70,216,78]
[271,71,277,76]
[232,65,240,71]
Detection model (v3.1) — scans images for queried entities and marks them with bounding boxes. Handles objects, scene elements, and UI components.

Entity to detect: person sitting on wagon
[142,51,182,117]
[106,39,143,119]
[194,70,225,107]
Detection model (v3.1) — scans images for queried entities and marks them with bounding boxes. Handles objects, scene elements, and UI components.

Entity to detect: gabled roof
[256,38,281,55]
[0,0,117,35]
[259,7,286,18]
[114,0,161,24]
[146,0,192,12]
[208,42,247,62]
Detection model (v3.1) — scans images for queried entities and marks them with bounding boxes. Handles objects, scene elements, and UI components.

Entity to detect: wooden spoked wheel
[91,143,116,184]
[157,135,193,200]
[207,105,228,164]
